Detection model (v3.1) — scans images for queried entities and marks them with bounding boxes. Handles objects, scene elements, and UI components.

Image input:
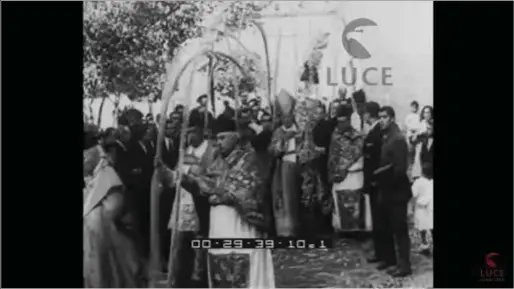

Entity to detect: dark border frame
[1,2,84,288]
[434,2,513,288]
[1,1,513,288]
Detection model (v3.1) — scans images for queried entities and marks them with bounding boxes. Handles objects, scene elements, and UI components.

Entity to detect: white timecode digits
[191,239,201,248]
[223,239,232,249]
[201,239,211,249]
[255,239,264,249]
[265,240,274,249]
[234,239,243,248]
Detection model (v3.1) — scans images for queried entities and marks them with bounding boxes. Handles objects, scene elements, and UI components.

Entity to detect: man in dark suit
[362,102,384,264]
[312,104,336,235]
[222,100,236,119]
[189,94,215,133]
[374,106,412,277]
[116,109,152,258]
[159,115,182,271]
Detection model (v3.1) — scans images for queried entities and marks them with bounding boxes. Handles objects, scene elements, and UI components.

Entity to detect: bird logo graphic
[486,252,500,268]
[342,18,378,59]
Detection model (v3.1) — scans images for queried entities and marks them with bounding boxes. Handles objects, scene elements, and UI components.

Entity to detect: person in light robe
[83,141,147,288]
[328,104,365,233]
[269,111,300,237]
[163,115,275,288]
[166,115,216,288]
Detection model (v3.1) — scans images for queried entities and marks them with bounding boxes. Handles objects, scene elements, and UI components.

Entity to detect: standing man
[189,94,215,132]
[362,101,384,263]
[165,115,216,288]
[159,116,182,272]
[374,106,412,277]
[117,109,151,259]
[169,115,275,288]
[328,105,365,233]
[222,100,236,119]
[269,113,300,237]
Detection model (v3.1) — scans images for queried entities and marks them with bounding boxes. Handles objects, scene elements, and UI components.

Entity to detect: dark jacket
[161,137,180,170]
[420,137,433,168]
[313,118,337,185]
[189,108,215,131]
[376,123,411,200]
[363,122,383,191]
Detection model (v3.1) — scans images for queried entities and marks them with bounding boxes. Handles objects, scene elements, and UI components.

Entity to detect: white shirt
[164,138,171,151]
[115,140,127,152]
[412,177,433,209]
[405,112,421,132]
[168,140,209,230]
[351,112,362,132]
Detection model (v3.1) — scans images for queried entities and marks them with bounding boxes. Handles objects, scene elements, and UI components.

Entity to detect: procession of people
[83,62,434,287]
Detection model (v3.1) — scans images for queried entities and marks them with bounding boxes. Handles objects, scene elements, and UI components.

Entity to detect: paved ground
[156,230,433,288]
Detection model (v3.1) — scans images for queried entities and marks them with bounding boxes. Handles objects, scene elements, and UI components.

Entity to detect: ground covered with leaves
[273,236,433,288]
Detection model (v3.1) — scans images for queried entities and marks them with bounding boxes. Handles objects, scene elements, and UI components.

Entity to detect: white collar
[188,140,208,156]
[370,119,380,130]
[116,140,127,152]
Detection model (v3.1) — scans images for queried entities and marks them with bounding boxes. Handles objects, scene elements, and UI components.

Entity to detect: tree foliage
[83,1,270,103]
[83,1,201,101]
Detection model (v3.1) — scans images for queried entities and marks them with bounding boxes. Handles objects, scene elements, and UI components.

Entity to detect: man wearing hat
[165,113,216,288]
[162,114,275,287]
[189,94,215,134]
[328,104,366,233]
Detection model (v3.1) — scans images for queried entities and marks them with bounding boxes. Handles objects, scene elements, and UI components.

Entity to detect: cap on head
[352,89,367,104]
[213,114,238,135]
[197,94,208,104]
[336,104,353,120]
[365,101,380,118]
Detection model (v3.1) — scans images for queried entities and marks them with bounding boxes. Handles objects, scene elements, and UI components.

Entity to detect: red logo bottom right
[480,252,505,283]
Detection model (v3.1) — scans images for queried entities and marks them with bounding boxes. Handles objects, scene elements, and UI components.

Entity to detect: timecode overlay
[191,238,332,249]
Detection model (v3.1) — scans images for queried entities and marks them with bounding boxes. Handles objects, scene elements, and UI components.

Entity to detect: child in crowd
[411,163,433,255]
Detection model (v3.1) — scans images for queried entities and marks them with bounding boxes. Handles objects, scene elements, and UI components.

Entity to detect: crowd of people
[83,72,434,287]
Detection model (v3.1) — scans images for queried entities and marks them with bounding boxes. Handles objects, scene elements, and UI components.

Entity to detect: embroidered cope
[204,145,269,233]
[328,128,364,183]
